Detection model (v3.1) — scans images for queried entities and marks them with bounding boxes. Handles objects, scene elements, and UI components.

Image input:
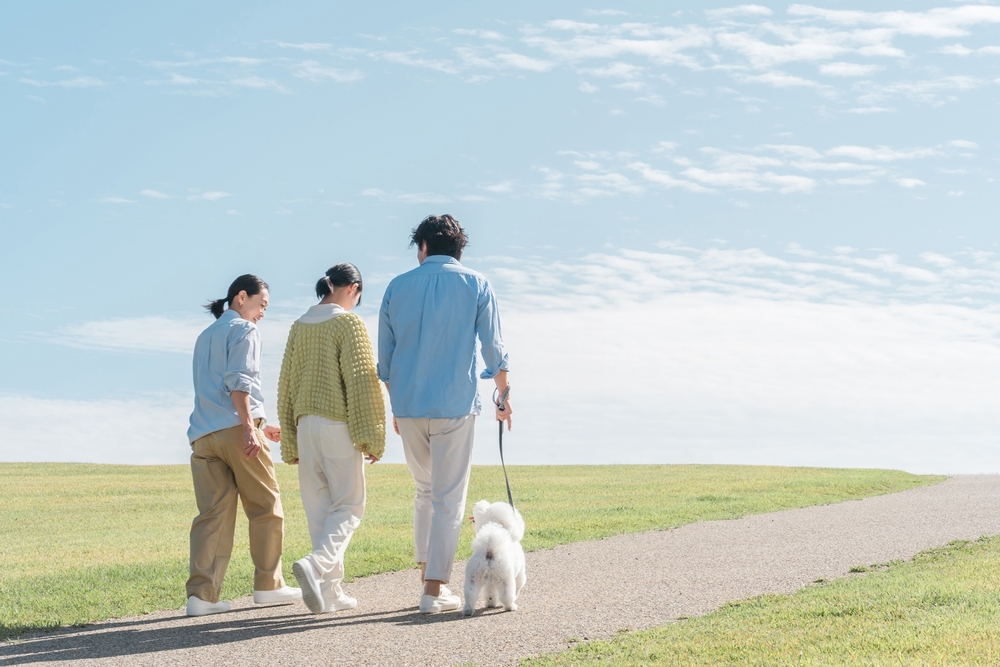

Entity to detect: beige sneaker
[419,586,461,613]
[253,585,303,605]
[323,585,358,612]
[186,596,231,617]
[292,559,325,614]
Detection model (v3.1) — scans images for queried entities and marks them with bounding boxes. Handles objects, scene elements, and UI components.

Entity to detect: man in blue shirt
[378,215,512,614]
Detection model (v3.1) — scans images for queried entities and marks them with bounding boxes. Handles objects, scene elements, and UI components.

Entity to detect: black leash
[494,386,514,508]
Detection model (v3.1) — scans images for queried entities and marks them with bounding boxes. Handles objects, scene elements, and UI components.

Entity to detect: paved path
[4,475,1000,667]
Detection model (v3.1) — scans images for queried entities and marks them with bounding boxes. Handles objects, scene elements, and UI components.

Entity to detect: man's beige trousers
[186,421,286,603]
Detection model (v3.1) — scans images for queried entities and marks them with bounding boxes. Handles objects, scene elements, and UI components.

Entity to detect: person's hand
[495,398,513,431]
[263,424,281,442]
[242,425,262,459]
[364,454,378,465]
[392,416,399,435]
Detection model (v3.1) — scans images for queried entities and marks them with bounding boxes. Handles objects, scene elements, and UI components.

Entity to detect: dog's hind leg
[485,582,499,608]
[463,577,482,617]
[500,574,518,612]
[516,568,527,596]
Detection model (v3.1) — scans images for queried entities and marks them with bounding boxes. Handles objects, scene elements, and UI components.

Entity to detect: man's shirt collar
[422,255,460,265]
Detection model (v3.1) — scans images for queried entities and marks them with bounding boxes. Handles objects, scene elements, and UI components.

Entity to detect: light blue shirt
[378,255,509,419]
[187,309,267,443]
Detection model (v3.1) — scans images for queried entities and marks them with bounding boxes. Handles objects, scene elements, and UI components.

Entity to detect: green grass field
[522,536,1000,666]
[0,462,940,640]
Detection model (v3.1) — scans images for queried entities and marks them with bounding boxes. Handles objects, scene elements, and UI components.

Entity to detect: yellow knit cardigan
[276,312,386,462]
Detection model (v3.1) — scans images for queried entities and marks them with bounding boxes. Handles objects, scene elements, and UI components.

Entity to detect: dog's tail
[471,522,511,563]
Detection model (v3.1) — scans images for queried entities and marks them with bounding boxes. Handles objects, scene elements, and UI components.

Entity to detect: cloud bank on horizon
[1,1,998,474]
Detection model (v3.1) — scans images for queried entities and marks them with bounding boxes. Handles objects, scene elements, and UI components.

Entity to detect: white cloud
[482,181,514,193]
[453,28,506,41]
[787,5,1000,38]
[897,178,926,188]
[846,106,893,114]
[819,62,883,77]
[293,61,365,83]
[20,76,108,88]
[0,393,193,465]
[937,43,973,56]
[98,197,134,204]
[361,188,452,204]
[43,316,205,354]
[188,191,233,201]
[230,76,287,91]
[739,71,820,88]
[706,5,773,20]
[220,56,266,65]
[140,189,169,199]
[578,81,599,93]
[276,42,334,52]
[629,162,712,193]
[18,244,1000,473]
[827,145,939,161]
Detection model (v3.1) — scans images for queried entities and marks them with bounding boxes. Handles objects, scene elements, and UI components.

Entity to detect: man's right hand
[496,399,513,430]
[243,425,261,459]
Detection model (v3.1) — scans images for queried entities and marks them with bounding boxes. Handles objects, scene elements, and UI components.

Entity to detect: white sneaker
[292,559,325,614]
[323,585,358,612]
[253,585,302,605]
[419,586,461,614]
[186,596,231,617]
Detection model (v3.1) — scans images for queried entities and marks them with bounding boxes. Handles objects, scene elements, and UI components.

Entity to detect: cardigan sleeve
[276,325,299,463]
[339,314,387,460]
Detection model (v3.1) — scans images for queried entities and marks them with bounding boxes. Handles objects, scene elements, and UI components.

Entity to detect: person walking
[277,264,386,615]
[185,274,301,617]
[377,215,513,614]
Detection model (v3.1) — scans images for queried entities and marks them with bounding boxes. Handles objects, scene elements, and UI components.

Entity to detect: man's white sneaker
[323,585,358,612]
[419,586,461,614]
[292,559,325,614]
[253,585,303,605]
[186,596,231,617]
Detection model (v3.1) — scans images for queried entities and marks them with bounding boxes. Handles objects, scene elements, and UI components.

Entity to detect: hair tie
[324,275,335,294]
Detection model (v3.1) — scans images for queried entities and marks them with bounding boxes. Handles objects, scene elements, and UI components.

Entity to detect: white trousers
[397,415,476,583]
[297,415,366,596]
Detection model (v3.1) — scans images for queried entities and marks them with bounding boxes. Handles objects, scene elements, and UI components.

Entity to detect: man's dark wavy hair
[409,214,468,260]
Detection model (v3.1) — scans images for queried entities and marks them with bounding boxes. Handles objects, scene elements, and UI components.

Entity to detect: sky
[2,1,999,474]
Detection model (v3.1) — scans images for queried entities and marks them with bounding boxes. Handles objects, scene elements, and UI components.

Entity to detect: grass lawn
[522,536,1000,666]
[0,462,940,640]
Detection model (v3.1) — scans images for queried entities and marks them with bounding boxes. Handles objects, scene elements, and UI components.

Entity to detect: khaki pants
[186,421,285,602]
[397,415,476,583]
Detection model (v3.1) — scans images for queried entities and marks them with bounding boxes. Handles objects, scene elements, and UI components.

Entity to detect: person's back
[379,256,505,419]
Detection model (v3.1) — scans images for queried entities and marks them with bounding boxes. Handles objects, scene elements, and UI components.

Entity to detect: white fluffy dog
[463,500,527,616]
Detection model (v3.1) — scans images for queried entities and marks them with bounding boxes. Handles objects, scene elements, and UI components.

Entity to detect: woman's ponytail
[315,263,364,304]
[205,298,228,319]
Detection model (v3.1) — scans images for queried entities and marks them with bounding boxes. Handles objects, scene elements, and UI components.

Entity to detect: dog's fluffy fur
[462,500,527,616]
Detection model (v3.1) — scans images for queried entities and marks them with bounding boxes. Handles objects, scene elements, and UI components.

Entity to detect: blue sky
[2,2,1000,473]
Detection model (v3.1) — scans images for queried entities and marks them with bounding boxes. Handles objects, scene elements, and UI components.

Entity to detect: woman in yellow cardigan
[277,263,386,614]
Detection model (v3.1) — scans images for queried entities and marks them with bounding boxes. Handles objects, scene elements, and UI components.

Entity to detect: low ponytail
[203,274,269,319]
[206,298,227,319]
[315,263,364,305]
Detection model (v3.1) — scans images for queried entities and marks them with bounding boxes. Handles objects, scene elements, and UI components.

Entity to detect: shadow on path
[0,603,471,665]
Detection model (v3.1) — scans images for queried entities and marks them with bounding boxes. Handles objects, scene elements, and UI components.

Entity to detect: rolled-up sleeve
[223,326,260,394]
[476,279,509,379]
[376,288,395,383]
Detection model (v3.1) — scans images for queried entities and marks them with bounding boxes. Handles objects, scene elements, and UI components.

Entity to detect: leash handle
[494,386,514,508]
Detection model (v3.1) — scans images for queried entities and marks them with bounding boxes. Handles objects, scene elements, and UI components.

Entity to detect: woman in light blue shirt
[185,274,301,617]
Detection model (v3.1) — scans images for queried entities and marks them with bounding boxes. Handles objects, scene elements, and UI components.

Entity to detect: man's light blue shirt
[377,255,509,419]
[187,309,267,443]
